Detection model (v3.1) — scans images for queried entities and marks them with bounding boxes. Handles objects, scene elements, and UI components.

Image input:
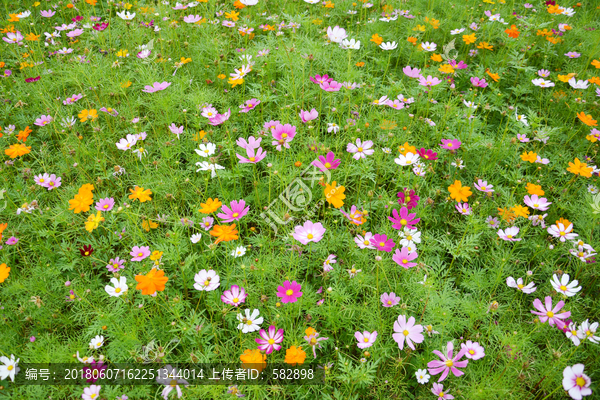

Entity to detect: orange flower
[520,151,537,163]
[370,34,383,45]
[438,64,455,74]
[78,109,98,122]
[142,219,159,231]
[547,4,561,13]
[556,218,572,230]
[485,69,500,82]
[199,198,222,214]
[129,186,152,202]
[233,0,246,9]
[0,263,9,283]
[592,60,600,68]
[240,349,266,372]
[324,181,346,208]
[448,181,472,203]
[526,183,544,196]
[588,77,600,86]
[505,25,520,38]
[355,61,365,67]
[407,36,417,45]
[285,346,306,366]
[477,42,493,50]
[86,0,97,4]
[305,327,317,336]
[68,192,94,214]
[8,14,20,22]
[462,33,476,45]
[5,143,31,158]
[323,1,335,8]
[224,10,240,21]
[577,112,597,127]
[511,205,530,218]
[567,158,593,178]
[17,126,31,142]
[210,224,239,244]
[537,29,552,37]
[430,53,443,62]
[546,36,562,44]
[25,33,40,41]
[497,207,516,223]
[135,268,168,295]
[0,223,7,244]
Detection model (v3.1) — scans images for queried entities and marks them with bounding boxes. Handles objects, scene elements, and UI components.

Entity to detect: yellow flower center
[96,342,102,347]
[7,365,13,371]
[560,232,566,236]
[170,379,178,387]
[387,300,392,305]
[115,288,121,293]
[517,284,524,289]
[70,294,75,299]
[246,320,253,325]
[84,251,89,256]
[307,234,314,239]
[469,350,475,355]
[534,204,539,208]
[39,179,45,183]
[379,242,385,247]
[268,339,275,344]
[586,330,592,336]
[358,147,363,152]
[546,311,554,318]
[281,133,288,138]
[249,157,256,161]
[400,219,407,225]
[363,338,369,342]
[402,259,408,264]
[286,289,294,296]
[325,162,331,168]
[204,280,210,286]
[351,268,356,273]
[560,285,567,291]
[363,240,369,245]
[233,297,239,303]
[232,213,239,217]
[310,338,317,345]
[576,377,586,387]
[137,252,143,257]
[481,186,486,190]
[403,330,409,336]
[445,360,453,367]
[447,143,453,147]
[507,235,513,239]
[406,235,412,241]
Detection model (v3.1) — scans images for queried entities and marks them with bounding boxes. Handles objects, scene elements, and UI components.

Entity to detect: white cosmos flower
[193,269,220,291]
[231,246,247,258]
[195,143,216,157]
[0,355,20,382]
[116,11,136,20]
[105,276,128,297]
[415,368,430,384]
[196,161,225,178]
[506,276,536,294]
[236,309,263,333]
[379,41,397,50]
[340,38,360,49]
[89,335,105,349]
[394,152,420,166]
[190,233,202,243]
[550,273,581,297]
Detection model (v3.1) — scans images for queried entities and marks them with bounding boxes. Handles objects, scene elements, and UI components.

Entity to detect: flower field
[1,0,600,398]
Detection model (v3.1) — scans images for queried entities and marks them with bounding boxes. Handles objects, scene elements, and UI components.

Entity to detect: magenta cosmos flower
[320,80,342,92]
[106,257,125,272]
[427,341,469,382]
[439,139,461,150]
[370,234,395,252]
[239,98,260,113]
[130,246,151,261]
[276,280,302,304]
[208,109,231,126]
[388,207,420,230]
[530,296,571,329]
[217,200,250,222]
[393,247,418,269]
[380,292,401,307]
[221,285,247,306]
[271,123,297,151]
[309,74,333,85]
[417,148,438,161]
[418,75,442,87]
[470,76,488,88]
[355,331,377,349]
[142,81,171,93]
[312,151,341,171]
[299,108,318,123]
[6,237,18,245]
[293,221,326,245]
[397,189,419,209]
[255,326,284,354]
[461,341,485,360]
[392,315,424,350]
[95,198,115,212]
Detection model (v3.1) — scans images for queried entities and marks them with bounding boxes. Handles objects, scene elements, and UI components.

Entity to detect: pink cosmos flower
[370,234,395,252]
[562,364,592,399]
[388,207,420,229]
[530,296,571,329]
[44,174,61,190]
[239,98,260,113]
[506,276,537,294]
[439,139,461,150]
[417,148,438,161]
[449,59,468,69]
[470,76,488,88]
[3,31,23,44]
[392,315,424,350]
[455,202,471,215]
[236,136,262,150]
[142,81,171,93]
[63,93,83,105]
[565,52,581,59]
[380,292,400,307]
[271,123,297,151]
[355,331,377,349]
[427,341,469,382]
[95,198,115,212]
[237,146,267,164]
[255,326,284,354]
[6,237,18,245]
[524,195,551,211]
[66,29,84,38]
[130,246,151,262]
[323,254,337,272]
[312,151,340,171]
[99,107,118,117]
[293,221,326,244]
[339,205,366,225]
[208,109,231,126]
[320,80,342,91]
[418,75,442,87]
[276,280,302,303]
[461,341,485,360]
[403,66,422,78]
[34,115,53,127]
[474,179,494,193]
[393,247,418,268]
[397,189,419,209]
[201,217,214,231]
[347,139,374,160]
[355,232,375,249]
[221,285,247,306]
[326,25,347,43]
[217,200,250,222]
[497,226,521,241]
[547,223,578,242]
[309,74,333,85]
[41,10,56,18]
[106,257,125,272]
[299,108,319,123]
[432,383,455,399]
[34,173,50,188]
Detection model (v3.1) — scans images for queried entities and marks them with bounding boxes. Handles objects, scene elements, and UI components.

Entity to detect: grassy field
[0,0,599,398]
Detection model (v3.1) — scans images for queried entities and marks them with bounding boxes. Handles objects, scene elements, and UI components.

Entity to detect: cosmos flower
[142,81,171,93]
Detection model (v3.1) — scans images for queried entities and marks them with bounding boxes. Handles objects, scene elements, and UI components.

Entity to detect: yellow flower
[228,77,244,87]
[520,151,537,163]
[116,49,129,57]
[224,10,240,21]
[413,24,426,32]
[8,14,20,22]
[511,205,530,218]
[25,33,40,41]
[324,181,346,209]
[85,211,105,232]
[370,34,383,45]
[438,64,455,74]
[120,81,132,88]
[477,42,493,50]
[448,181,472,203]
[142,219,159,231]
[0,263,10,283]
[567,158,593,178]
[557,73,576,82]
[526,183,544,196]
[78,109,98,122]
[463,33,476,45]
[217,74,226,79]
[150,250,163,261]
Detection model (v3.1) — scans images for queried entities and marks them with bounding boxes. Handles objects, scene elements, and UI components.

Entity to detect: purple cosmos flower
[461,341,485,360]
[486,216,500,229]
[439,139,461,150]
[6,237,18,245]
[142,81,171,93]
[201,217,214,231]
[276,280,302,304]
[66,289,79,302]
[130,246,151,262]
[217,200,250,222]
[392,315,424,350]
[417,148,438,161]
[309,74,333,85]
[432,383,455,399]
[106,257,126,272]
[564,52,581,59]
[312,151,340,171]
[380,292,401,307]
[388,207,420,229]
[292,221,326,244]
[393,247,418,268]
[530,296,571,329]
[271,123,297,151]
[524,194,551,211]
[255,326,284,354]
[237,146,267,164]
[239,98,260,113]
[355,331,377,349]
[470,76,488,88]
[402,66,422,78]
[34,115,53,127]
[299,108,318,123]
[63,93,83,105]
[449,60,468,69]
[474,180,494,193]
[95,198,115,212]
[83,361,107,383]
[370,234,395,252]
[427,341,469,382]
[221,285,247,307]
